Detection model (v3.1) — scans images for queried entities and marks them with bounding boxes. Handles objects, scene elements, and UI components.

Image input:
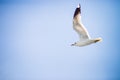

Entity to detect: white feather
[72,4,102,47]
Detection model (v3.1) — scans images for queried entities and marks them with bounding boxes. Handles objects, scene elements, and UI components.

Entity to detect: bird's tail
[94,37,102,43]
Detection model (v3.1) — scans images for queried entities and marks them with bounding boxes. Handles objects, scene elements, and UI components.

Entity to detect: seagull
[71,4,102,47]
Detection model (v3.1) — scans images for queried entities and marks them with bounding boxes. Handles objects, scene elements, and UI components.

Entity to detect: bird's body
[72,4,102,47]
[71,38,102,47]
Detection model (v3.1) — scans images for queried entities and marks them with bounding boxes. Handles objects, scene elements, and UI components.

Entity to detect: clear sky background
[0,0,120,80]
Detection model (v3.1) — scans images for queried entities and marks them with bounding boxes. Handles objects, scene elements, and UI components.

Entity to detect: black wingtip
[73,3,81,18]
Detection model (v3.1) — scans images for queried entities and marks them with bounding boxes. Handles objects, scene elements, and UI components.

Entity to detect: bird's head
[71,42,77,46]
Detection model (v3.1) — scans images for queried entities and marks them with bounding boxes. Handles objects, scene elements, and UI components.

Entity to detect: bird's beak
[71,44,74,46]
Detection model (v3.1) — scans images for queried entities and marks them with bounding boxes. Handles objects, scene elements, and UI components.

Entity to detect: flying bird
[71,4,102,47]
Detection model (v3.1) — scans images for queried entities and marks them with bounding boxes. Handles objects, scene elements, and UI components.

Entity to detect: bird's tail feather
[94,37,102,43]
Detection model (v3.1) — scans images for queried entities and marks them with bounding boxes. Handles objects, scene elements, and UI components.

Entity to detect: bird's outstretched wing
[73,4,90,41]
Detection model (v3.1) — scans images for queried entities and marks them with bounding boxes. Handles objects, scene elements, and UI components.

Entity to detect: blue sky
[0,0,120,80]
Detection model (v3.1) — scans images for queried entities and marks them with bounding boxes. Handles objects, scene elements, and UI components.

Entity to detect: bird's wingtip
[77,3,81,8]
